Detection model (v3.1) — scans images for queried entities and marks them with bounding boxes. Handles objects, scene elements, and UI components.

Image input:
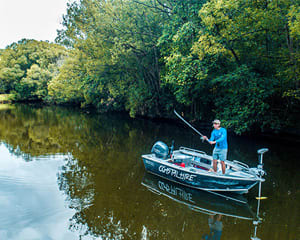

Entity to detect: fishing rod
[174,110,209,143]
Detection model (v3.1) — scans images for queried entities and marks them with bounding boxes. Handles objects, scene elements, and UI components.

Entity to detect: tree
[190,0,300,133]
[0,39,67,100]
[54,0,168,116]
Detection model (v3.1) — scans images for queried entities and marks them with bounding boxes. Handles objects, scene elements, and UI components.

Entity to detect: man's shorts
[212,148,228,161]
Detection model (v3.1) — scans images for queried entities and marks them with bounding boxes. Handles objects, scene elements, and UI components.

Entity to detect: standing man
[202,120,228,174]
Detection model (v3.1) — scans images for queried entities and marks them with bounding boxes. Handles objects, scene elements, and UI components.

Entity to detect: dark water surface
[0,104,299,240]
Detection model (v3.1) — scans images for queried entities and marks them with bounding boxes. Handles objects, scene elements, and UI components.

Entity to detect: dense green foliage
[0,39,66,101]
[0,0,299,134]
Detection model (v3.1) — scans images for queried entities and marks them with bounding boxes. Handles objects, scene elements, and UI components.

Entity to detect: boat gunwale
[142,154,264,182]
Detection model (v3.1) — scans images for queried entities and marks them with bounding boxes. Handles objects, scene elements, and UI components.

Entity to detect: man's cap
[212,119,221,125]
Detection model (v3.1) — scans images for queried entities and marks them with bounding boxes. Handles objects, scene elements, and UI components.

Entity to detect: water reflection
[0,104,299,239]
[202,214,223,240]
[142,173,265,240]
[0,143,77,240]
[141,173,253,220]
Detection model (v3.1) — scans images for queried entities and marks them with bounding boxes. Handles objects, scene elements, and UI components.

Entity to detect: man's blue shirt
[209,128,228,149]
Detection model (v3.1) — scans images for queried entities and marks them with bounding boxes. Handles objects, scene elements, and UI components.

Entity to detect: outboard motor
[151,141,169,159]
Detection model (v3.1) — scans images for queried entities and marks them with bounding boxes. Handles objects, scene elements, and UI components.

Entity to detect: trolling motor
[250,148,269,240]
[256,148,268,177]
[249,148,268,178]
[251,218,262,240]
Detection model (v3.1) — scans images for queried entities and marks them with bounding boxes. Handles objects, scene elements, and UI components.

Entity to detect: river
[0,104,298,240]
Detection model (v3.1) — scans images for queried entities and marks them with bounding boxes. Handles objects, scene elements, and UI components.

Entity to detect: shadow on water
[0,104,299,239]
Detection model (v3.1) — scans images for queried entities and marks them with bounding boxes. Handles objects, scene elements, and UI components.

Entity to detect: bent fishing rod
[174,110,210,143]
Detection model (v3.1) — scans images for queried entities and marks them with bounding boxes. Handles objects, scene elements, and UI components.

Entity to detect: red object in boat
[174,162,185,167]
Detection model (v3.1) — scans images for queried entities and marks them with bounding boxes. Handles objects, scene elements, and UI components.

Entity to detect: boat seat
[173,152,193,159]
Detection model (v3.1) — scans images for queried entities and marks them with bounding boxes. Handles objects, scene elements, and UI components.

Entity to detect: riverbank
[0,94,12,103]
[1,100,299,141]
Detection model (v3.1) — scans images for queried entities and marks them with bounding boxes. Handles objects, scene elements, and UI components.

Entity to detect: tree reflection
[0,104,298,239]
[0,104,183,238]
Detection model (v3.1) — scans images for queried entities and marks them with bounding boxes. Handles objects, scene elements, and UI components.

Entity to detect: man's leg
[213,159,218,172]
[221,161,226,174]
[212,148,218,172]
[219,149,227,174]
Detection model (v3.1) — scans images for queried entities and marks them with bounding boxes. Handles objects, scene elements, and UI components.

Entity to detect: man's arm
[215,129,227,143]
[209,131,215,142]
[203,131,215,145]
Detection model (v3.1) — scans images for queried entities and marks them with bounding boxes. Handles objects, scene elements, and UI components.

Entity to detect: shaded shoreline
[1,101,299,143]
[0,94,12,103]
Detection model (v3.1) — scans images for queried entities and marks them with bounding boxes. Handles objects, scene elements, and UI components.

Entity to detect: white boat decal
[158,165,197,181]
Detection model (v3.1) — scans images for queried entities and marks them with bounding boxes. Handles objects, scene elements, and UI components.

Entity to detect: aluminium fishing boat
[142,143,268,194]
[142,111,269,194]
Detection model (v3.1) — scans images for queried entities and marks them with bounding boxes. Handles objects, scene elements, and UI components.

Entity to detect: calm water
[0,104,299,240]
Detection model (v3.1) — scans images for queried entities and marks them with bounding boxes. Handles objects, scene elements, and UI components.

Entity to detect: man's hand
[209,141,216,145]
[202,136,208,141]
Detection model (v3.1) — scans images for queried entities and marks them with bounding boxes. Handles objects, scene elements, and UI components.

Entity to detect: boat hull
[142,156,258,194]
